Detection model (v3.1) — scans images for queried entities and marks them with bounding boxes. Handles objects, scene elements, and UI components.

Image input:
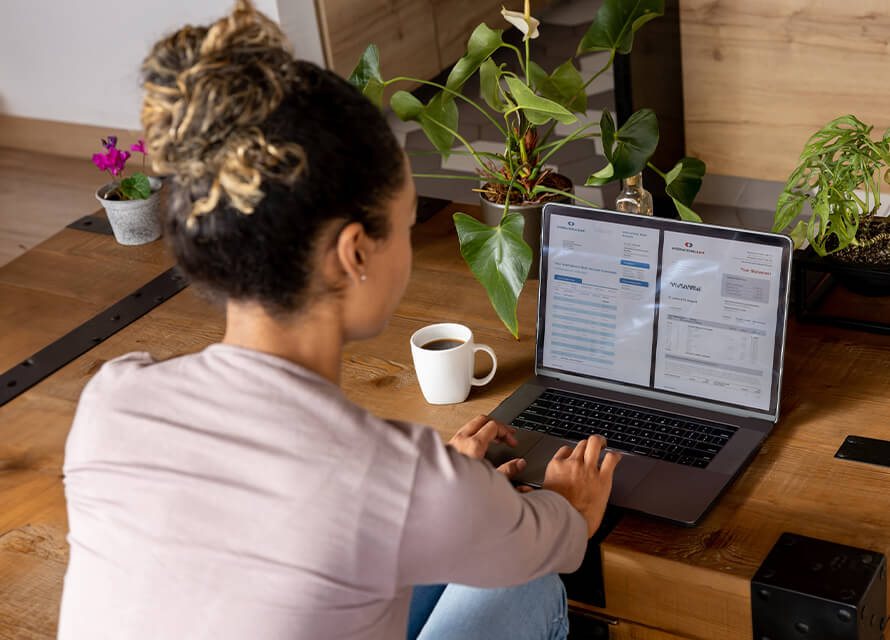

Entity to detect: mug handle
[471,344,497,386]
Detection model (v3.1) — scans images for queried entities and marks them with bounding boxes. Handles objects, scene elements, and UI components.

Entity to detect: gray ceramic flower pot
[479,187,573,280]
[96,177,163,246]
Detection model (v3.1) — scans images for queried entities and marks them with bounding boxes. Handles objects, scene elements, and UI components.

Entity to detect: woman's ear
[335,222,368,284]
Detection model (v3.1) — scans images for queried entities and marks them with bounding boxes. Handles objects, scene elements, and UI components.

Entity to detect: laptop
[485,203,793,526]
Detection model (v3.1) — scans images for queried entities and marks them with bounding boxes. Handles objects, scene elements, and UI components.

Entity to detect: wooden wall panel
[431,0,505,67]
[317,0,442,92]
[432,0,551,67]
[680,0,890,182]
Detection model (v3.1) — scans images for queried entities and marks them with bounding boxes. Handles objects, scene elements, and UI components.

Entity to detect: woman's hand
[448,415,531,489]
[543,436,621,537]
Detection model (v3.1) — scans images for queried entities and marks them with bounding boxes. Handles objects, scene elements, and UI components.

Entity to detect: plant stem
[536,122,602,168]
[504,44,526,76]
[411,173,514,187]
[646,161,667,180]
[524,38,530,85]
[566,49,615,110]
[384,76,508,138]
[537,121,559,149]
[420,114,504,182]
[532,185,601,208]
[408,149,506,162]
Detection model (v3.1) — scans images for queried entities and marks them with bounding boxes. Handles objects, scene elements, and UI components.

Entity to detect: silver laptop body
[485,204,793,526]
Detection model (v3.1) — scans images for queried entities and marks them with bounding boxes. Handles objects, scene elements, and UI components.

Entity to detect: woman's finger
[494,423,519,447]
[456,414,490,437]
[552,445,573,460]
[474,419,501,447]
[585,435,606,465]
[569,438,588,460]
[599,451,622,475]
[496,457,527,478]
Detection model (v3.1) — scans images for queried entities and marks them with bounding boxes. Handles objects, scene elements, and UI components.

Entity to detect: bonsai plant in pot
[772,115,890,294]
[350,0,706,337]
[93,136,164,245]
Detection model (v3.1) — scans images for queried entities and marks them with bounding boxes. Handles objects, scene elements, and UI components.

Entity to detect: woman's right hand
[542,436,621,538]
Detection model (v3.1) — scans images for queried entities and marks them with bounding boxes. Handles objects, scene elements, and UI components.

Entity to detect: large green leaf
[445,23,505,100]
[504,77,577,126]
[454,212,532,337]
[391,91,459,157]
[528,60,586,114]
[479,59,509,112]
[347,44,384,108]
[579,0,664,55]
[664,157,705,207]
[586,108,658,185]
[672,199,702,223]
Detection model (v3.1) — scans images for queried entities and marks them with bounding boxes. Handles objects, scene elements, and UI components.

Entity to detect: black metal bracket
[67,215,114,235]
[794,249,890,336]
[561,506,624,609]
[752,532,887,640]
[0,268,188,407]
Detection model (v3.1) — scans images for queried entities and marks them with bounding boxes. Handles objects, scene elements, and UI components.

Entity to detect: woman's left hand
[448,415,532,491]
[448,414,517,459]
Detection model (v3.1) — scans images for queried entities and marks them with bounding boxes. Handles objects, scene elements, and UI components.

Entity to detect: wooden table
[2,204,890,639]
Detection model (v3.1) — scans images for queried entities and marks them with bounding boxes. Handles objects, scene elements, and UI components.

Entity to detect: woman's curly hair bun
[140,0,305,227]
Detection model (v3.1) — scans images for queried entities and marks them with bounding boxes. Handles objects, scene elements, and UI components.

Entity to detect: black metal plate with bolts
[0,267,188,407]
[66,215,114,235]
[561,506,624,609]
[752,532,887,640]
[836,436,890,469]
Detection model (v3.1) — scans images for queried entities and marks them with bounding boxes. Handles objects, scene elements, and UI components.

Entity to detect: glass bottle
[614,173,653,216]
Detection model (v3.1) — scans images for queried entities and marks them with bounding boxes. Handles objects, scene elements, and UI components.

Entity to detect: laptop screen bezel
[535,203,794,421]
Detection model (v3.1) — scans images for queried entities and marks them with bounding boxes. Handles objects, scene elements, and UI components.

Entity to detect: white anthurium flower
[501,5,540,40]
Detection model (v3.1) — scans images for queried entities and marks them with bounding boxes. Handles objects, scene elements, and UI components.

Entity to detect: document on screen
[653,232,782,410]
[542,216,659,386]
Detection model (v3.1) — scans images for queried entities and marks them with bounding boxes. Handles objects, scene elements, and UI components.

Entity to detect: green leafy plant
[350,0,705,337]
[773,115,890,256]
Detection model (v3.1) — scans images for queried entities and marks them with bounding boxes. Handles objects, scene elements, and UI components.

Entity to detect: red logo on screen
[684,242,694,248]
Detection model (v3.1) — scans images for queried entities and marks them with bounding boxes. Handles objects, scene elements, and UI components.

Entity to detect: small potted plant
[93,136,163,245]
[349,0,705,337]
[772,115,890,293]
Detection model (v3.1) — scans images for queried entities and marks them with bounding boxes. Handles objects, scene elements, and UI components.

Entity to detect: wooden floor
[0,148,100,268]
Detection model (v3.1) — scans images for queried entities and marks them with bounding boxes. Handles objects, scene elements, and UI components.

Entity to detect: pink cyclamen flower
[102,136,118,150]
[92,153,111,171]
[130,138,146,154]
[106,148,130,176]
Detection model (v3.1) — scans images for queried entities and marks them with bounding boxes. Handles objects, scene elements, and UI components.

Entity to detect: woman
[58,3,620,639]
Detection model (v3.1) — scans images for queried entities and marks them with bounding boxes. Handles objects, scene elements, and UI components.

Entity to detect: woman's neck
[222,300,344,385]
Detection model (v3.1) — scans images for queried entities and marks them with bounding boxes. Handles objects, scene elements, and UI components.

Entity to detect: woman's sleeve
[395,428,588,589]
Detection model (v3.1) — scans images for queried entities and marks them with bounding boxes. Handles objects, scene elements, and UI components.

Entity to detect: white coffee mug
[410,323,497,405]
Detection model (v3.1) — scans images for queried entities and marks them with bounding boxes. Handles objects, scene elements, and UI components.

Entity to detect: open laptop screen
[537,205,792,417]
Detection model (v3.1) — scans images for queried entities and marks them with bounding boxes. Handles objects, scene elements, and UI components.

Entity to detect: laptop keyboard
[511,389,738,469]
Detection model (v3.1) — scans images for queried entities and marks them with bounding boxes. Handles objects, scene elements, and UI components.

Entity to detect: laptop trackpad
[513,436,656,503]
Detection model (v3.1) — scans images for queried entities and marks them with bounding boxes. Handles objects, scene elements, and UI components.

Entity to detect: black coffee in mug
[421,338,465,351]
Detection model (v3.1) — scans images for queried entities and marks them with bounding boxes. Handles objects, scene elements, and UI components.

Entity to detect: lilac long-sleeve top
[58,344,587,639]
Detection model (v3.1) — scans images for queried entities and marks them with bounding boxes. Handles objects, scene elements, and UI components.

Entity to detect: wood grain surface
[680,0,890,182]
[1,202,889,638]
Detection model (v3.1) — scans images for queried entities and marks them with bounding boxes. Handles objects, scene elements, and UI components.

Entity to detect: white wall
[0,0,325,130]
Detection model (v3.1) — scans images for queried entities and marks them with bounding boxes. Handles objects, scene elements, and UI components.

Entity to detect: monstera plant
[773,115,890,258]
[350,0,705,337]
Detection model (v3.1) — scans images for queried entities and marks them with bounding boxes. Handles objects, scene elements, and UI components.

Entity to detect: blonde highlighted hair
[141,0,305,227]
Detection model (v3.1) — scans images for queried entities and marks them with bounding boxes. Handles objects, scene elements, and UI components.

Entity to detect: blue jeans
[406,574,569,640]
